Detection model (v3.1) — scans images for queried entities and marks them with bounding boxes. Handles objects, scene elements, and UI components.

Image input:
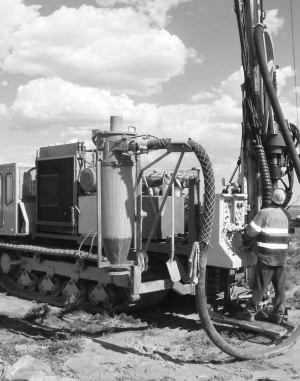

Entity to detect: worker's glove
[242,234,253,249]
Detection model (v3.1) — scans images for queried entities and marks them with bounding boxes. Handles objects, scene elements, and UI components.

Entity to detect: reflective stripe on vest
[250,221,261,233]
[250,221,288,236]
[249,207,290,266]
[257,242,288,249]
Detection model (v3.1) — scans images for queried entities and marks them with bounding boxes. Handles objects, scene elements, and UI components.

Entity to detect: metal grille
[37,157,74,224]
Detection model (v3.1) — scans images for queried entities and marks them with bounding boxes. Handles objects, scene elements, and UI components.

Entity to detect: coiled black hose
[253,144,272,208]
[188,139,215,245]
[196,248,300,359]
[149,136,300,359]
[192,141,300,360]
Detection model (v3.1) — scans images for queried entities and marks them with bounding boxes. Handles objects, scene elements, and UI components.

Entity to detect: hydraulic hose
[254,24,300,183]
[253,144,272,208]
[196,249,300,359]
[145,136,300,359]
[189,138,300,360]
[188,139,215,245]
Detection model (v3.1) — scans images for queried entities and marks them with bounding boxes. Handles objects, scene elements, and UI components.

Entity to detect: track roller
[88,283,109,305]
[62,279,87,302]
[38,275,56,295]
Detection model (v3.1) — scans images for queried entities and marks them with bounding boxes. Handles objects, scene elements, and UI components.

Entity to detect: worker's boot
[236,311,255,322]
[256,309,269,321]
[268,315,283,325]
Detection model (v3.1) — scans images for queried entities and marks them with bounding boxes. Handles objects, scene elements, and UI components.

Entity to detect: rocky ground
[1,222,300,381]
[0,286,300,381]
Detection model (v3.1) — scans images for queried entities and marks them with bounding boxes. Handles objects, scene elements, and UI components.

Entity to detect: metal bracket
[89,283,108,304]
[39,275,55,292]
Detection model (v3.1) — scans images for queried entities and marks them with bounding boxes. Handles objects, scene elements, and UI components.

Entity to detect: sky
[0,0,300,200]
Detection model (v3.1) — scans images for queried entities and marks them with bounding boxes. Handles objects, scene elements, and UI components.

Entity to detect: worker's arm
[242,211,265,243]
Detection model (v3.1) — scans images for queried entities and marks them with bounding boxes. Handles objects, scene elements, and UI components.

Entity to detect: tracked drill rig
[0,0,300,358]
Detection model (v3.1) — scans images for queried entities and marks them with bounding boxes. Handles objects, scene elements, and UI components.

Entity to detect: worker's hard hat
[271,188,286,205]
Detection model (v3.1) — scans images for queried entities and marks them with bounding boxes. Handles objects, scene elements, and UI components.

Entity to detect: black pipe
[253,144,272,207]
[189,139,300,360]
[254,24,300,183]
[196,247,300,360]
[147,137,300,359]
[188,139,215,245]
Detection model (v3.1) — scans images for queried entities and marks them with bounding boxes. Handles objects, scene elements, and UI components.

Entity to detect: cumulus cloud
[0,67,246,191]
[190,91,216,103]
[265,9,284,35]
[276,66,295,94]
[0,103,8,116]
[0,0,40,60]
[2,68,245,140]
[6,77,138,130]
[0,2,197,95]
[95,0,192,27]
[216,67,244,105]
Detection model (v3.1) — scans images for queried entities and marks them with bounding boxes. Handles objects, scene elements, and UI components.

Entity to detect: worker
[237,188,291,324]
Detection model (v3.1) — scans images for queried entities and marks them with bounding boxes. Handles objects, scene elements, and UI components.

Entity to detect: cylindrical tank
[101,160,135,265]
[100,116,136,266]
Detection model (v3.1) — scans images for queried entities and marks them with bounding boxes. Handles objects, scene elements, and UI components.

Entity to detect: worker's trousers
[245,260,286,318]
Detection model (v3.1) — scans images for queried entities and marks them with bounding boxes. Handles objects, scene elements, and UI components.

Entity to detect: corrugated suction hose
[189,139,300,360]
[149,136,300,359]
[253,144,272,208]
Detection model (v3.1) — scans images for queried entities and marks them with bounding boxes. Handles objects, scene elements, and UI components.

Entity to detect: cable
[254,24,300,183]
[89,231,97,254]
[78,226,97,258]
[290,0,299,127]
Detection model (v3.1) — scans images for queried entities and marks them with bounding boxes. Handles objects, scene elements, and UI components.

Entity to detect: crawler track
[0,242,168,313]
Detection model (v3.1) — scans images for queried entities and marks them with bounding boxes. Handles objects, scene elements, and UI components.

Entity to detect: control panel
[220,193,248,233]
[208,193,256,269]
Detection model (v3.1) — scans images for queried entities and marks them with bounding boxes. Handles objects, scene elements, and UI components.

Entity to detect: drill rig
[0,117,218,311]
[195,0,300,360]
[234,0,300,215]
[208,0,300,289]
[0,2,299,357]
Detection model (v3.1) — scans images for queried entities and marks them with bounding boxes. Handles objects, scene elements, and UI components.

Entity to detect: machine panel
[208,194,256,269]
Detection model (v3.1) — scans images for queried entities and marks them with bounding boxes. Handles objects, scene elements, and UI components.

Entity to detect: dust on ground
[1,287,300,381]
[1,228,300,381]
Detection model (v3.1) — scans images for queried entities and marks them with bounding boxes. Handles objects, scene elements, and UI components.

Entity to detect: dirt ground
[1,288,300,381]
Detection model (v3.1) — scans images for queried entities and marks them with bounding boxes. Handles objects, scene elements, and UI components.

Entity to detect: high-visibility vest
[246,207,290,266]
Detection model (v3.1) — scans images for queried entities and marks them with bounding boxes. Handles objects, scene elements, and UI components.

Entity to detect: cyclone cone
[101,161,135,265]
